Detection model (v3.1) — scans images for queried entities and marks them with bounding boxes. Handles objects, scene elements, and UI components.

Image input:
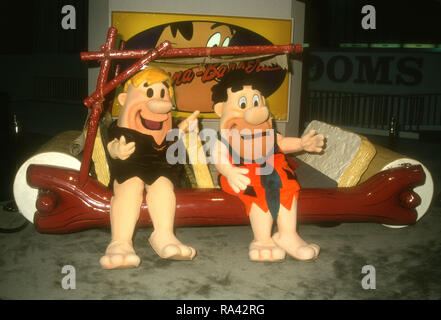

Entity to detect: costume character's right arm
[213,138,250,194]
[107,135,136,160]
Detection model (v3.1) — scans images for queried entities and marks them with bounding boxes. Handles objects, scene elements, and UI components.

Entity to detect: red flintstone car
[28,162,426,233]
[15,28,433,233]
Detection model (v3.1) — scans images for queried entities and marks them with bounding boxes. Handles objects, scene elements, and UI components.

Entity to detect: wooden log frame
[26,27,426,233]
[80,44,302,61]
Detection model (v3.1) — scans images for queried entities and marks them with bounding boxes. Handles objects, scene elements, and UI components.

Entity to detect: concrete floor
[0,134,440,300]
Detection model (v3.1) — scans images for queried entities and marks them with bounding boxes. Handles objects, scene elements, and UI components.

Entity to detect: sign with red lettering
[112,12,292,119]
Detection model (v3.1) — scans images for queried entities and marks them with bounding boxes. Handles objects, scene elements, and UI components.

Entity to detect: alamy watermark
[61,265,76,290]
[361,5,376,30]
[361,265,376,290]
[61,5,76,30]
[166,124,277,175]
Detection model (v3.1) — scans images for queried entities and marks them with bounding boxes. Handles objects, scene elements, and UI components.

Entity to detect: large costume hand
[178,110,200,133]
[107,135,136,160]
[301,130,325,153]
[225,167,251,194]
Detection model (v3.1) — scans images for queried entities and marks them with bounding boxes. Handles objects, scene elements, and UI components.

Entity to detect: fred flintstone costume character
[100,66,199,269]
[212,69,325,262]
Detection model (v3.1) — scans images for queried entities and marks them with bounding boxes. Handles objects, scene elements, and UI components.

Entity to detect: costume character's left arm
[277,130,325,154]
[177,110,200,137]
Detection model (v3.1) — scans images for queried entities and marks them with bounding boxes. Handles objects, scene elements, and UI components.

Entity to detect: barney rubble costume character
[212,69,325,262]
[100,67,199,269]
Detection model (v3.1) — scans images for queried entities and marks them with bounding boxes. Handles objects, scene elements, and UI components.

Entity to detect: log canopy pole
[114,40,126,77]
[105,40,126,113]
[79,102,102,186]
[97,27,118,91]
[78,27,117,186]
[80,44,302,61]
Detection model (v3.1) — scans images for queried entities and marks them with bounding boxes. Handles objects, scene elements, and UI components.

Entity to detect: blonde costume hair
[123,66,174,101]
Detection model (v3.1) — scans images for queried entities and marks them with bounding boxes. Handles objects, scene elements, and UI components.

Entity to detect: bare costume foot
[248,204,286,262]
[272,232,319,261]
[249,239,286,262]
[100,240,141,269]
[272,201,320,261]
[149,231,196,260]
[146,177,196,260]
[100,177,143,269]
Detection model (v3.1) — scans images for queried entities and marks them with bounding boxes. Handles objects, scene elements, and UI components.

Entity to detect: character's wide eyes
[222,37,230,47]
[146,88,154,98]
[252,94,260,107]
[238,96,247,109]
[160,88,165,98]
[206,32,221,47]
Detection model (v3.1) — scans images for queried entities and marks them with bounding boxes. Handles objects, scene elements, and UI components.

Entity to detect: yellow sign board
[111,11,292,120]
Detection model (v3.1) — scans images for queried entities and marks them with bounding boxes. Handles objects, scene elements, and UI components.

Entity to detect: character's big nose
[244,106,269,125]
[146,99,173,114]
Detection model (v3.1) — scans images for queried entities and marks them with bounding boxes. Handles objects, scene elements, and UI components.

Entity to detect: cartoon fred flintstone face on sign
[156,21,236,48]
[156,21,236,113]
